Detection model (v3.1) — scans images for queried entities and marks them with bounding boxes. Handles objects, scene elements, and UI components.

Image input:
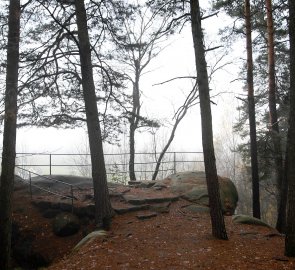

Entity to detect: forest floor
[12,184,295,270]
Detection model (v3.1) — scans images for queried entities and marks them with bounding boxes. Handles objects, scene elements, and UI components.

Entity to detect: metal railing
[14,151,204,182]
[10,151,204,209]
[16,166,75,211]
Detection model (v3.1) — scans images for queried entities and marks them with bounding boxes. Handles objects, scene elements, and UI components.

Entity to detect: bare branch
[205,45,223,52]
[153,76,197,86]
[201,11,219,20]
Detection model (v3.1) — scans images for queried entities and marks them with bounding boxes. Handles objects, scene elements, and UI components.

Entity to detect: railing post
[49,154,52,175]
[70,185,74,213]
[173,152,176,174]
[29,172,32,200]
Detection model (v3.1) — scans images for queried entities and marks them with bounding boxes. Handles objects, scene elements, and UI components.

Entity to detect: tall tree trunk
[285,0,295,257]
[0,0,20,268]
[74,0,113,228]
[245,0,261,219]
[190,0,228,240]
[129,61,140,181]
[265,0,286,233]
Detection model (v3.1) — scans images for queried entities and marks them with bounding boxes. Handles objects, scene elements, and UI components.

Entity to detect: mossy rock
[73,230,107,251]
[232,214,273,228]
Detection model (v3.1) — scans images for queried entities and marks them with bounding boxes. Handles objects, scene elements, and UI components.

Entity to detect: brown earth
[12,184,295,270]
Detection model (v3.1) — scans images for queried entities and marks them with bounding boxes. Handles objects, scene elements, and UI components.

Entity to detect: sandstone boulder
[160,171,238,215]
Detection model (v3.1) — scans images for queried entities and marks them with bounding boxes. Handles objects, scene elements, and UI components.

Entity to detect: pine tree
[0,0,20,268]
[190,0,228,240]
[285,0,295,257]
[74,0,114,228]
[265,0,286,232]
[245,0,261,218]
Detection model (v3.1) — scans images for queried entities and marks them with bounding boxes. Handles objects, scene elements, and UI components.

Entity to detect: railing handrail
[15,151,203,157]
[16,166,73,187]
[16,160,203,167]
[14,151,204,181]
[16,166,75,211]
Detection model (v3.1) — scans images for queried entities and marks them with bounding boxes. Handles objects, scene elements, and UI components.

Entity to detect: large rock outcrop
[158,171,238,215]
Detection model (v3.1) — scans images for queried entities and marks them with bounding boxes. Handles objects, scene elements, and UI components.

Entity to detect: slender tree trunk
[245,0,261,219]
[265,0,286,233]
[152,129,175,180]
[152,97,192,180]
[74,0,113,228]
[285,0,295,257]
[0,0,20,268]
[129,61,140,181]
[129,124,136,180]
[190,0,228,240]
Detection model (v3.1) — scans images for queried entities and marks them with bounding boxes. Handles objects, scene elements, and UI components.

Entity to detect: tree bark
[190,0,228,240]
[74,0,113,228]
[265,0,286,233]
[245,0,261,219]
[285,0,295,257]
[0,0,20,268]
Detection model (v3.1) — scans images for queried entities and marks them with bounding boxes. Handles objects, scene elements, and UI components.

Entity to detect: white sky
[2,1,244,161]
